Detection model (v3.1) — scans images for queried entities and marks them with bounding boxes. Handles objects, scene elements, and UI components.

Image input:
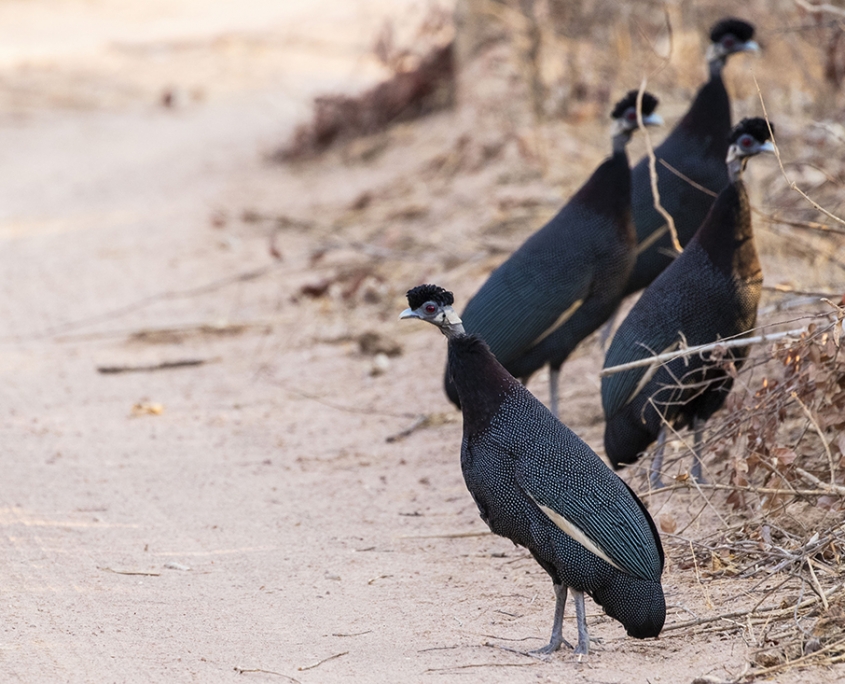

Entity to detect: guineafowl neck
[570,148,631,228]
[694,179,760,280]
[447,336,518,436]
[611,131,632,154]
[440,321,466,339]
[708,57,726,81]
[677,73,731,158]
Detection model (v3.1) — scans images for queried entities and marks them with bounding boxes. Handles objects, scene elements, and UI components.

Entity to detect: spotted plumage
[602,117,773,487]
[402,286,665,654]
[624,18,758,296]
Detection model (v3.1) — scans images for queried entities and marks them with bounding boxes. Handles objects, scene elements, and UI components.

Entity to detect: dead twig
[297,651,348,672]
[234,666,301,682]
[386,415,429,442]
[791,392,837,485]
[794,467,845,496]
[98,566,161,577]
[637,79,682,255]
[399,531,491,539]
[385,413,457,442]
[756,209,845,237]
[659,159,719,198]
[794,0,845,18]
[97,359,214,374]
[752,71,845,228]
[424,662,538,673]
[331,630,372,637]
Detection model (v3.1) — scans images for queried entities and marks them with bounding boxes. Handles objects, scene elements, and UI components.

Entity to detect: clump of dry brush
[274,5,455,161]
[656,303,845,680]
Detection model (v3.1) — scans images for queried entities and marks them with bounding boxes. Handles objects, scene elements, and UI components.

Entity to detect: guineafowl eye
[425,303,437,313]
[625,109,637,122]
[739,135,754,149]
[723,35,736,49]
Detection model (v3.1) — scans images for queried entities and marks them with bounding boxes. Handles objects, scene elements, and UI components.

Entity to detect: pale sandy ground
[1,2,843,683]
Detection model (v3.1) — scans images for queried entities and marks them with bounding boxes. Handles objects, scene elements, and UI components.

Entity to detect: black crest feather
[729,117,774,144]
[710,18,755,44]
[406,284,454,310]
[611,90,659,120]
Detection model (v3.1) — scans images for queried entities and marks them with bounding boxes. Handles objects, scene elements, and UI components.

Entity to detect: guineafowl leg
[572,589,590,655]
[549,366,561,417]
[691,417,708,484]
[649,425,667,489]
[531,583,572,654]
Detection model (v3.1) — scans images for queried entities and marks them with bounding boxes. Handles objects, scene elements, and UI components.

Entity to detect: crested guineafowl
[602,117,774,489]
[402,284,665,655]
[624,18,759,297]
[444,91,663,416]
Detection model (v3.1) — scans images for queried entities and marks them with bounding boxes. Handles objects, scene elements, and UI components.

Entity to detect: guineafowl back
[458,149,634,375]
[626,75,732,295]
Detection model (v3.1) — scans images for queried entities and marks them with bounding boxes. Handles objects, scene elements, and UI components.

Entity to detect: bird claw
[529,637,573,656]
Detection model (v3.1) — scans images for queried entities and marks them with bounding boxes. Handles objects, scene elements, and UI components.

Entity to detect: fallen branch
[399,531,491,539]
[234,667,301,682]
[600,326,810,377]
[297,651,348,672]
[97,359,213,374]
[98,566,161,577]
[424,662,538,672]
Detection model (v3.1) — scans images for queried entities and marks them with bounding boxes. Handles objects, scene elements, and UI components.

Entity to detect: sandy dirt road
[1,2,841,682]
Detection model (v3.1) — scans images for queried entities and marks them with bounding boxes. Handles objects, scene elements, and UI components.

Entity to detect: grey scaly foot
[572,589,590,655]
[549,367,561,419]
[530,583,573,654]
[691,417,708,484]
[649,425,668,489]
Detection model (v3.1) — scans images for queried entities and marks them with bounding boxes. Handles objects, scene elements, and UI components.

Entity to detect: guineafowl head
[708,18,758,63]
[400,284,465,338]
[726,117,775,177]
[610,90,662,143]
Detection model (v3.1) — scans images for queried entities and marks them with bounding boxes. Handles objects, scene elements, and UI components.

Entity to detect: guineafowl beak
[740,40,760,53]
[642,113,663,127]
[758,140,775,155]
[399,308,421,320]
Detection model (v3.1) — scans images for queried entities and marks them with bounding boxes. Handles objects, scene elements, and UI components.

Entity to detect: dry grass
[635,310,845,680]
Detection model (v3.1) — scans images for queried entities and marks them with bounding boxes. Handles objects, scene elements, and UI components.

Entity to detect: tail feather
[604,410,656,469]
[593,574,665,638]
